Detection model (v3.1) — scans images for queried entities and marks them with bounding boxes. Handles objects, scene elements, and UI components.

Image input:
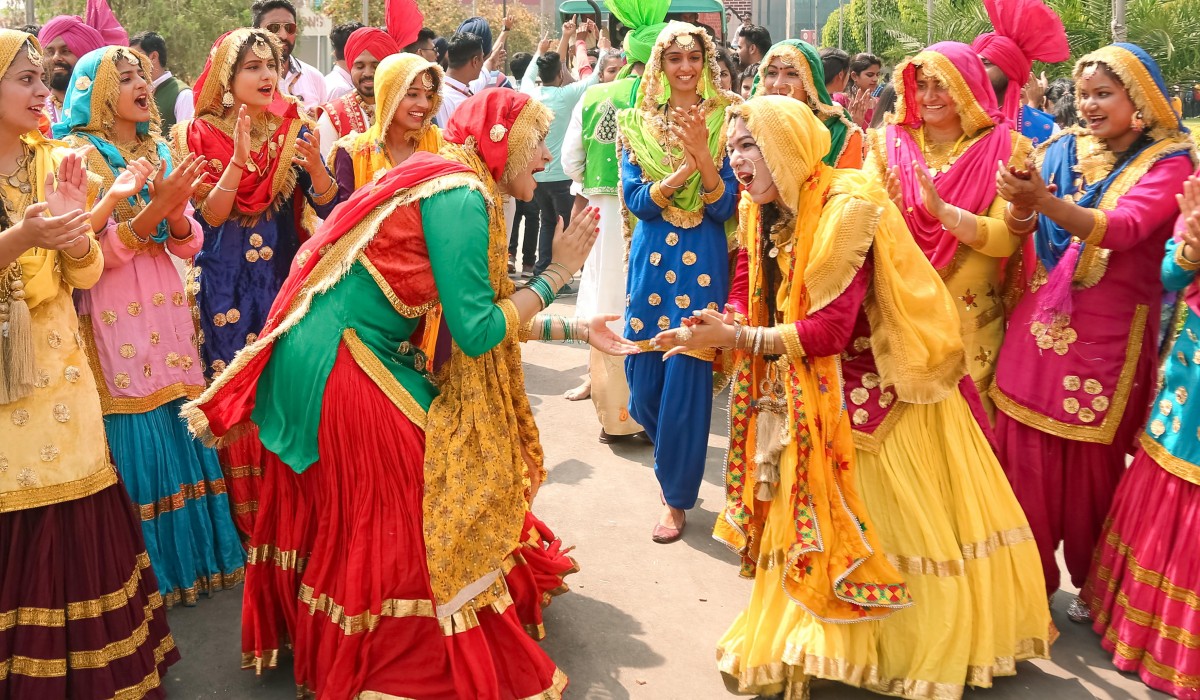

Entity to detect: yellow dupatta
[716,97,964,621]
[328,54,445,188]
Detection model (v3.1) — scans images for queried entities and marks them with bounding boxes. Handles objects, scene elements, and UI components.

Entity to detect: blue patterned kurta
[193,168,343,379]
[1145,238,1200,476]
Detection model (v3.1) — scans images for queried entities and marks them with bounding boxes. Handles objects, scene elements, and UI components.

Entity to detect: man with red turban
[971,0,1069,146]
[38,0,127,126]
[315,27,400,159]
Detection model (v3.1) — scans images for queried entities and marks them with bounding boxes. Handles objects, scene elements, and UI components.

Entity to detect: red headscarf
[443,90,544,183]
[971,0,1069,122]
[183,29,310,217]
[345,27,399,65]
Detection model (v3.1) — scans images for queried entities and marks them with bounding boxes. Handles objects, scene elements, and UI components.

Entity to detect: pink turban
[39,0,127,57]
[345,27,399,66]
[971,0,1068,121]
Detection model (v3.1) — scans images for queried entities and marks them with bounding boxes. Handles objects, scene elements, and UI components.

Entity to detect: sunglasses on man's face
[266,22,297,35]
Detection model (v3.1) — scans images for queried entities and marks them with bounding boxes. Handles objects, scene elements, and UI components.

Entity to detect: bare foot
[564,378,591,401]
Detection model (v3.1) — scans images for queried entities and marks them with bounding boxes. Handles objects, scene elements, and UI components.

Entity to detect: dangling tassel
[753,407,786,502]
[0,272,35,404]
[1033,243,1080,326]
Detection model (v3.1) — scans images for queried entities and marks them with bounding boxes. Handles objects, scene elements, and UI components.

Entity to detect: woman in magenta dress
[994,43,1197,620]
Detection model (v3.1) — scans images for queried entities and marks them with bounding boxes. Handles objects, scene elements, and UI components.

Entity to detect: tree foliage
[821,0,1200,84]
[320,0,544,59]
[20,0,253,82]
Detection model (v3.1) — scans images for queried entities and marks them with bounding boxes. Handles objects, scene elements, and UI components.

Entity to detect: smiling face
[913,67,959,130]
[42,37,76,93]
[0,45,49,134]
[351,50,380,100]
[762,57,808,103]
[661,37,705,98]
[726,117,777,204]
[502,137,551,201]
[1077,64,1137,147]
[230,41,279,110]
[113,56,153,126]
[390,71,437,135]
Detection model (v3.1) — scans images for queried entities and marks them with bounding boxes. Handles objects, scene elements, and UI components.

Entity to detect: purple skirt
[0,479,180,699]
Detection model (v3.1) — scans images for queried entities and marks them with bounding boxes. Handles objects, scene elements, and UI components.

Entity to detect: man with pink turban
[38,0,128,125]
[315,27,401,159]
[971,0,1069,146]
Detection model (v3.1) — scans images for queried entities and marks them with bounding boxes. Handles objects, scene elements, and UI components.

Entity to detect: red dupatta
[183,29,311,217]
[887,42,1014,271]
[190,152,472,440]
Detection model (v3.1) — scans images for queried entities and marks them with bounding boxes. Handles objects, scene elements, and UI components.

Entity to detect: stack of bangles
[524,262,573,311]
[520,314,589,344]
[730,321,781,355]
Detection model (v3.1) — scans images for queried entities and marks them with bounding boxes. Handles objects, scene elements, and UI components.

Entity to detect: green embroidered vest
[580,76,636,196]
[154,75,188,133]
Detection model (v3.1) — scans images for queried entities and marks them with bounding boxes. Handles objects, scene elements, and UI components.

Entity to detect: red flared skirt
[0,480,180,699]
[1083,447,1200,699]
[240,344,576,699]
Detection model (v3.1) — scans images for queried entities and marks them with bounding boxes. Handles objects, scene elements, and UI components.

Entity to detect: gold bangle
[309,177,339,206]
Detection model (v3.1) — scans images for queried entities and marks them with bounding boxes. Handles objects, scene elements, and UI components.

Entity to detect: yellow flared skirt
[717,388,1052,699]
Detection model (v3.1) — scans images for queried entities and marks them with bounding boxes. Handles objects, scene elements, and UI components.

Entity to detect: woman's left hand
[653,307,736,359]
[672,106,710,164]
[108,158,155,201]
[997,158,1054,211]
[585,314,641,356]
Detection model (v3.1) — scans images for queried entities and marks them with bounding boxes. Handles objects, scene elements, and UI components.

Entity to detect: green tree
[28,0,253,82]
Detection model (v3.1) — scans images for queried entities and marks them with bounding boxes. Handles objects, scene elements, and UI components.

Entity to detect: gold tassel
[0,274,34,405]
[753,406,785,502]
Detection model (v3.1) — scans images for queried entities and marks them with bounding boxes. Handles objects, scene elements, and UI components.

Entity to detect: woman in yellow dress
[865,42,1035,417]
[0,29,178,698]
[328,52,444,193]
[656,95,1052,699]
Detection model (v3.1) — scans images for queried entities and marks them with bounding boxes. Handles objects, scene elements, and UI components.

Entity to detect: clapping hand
[15,202,92,251]
[671,106,710,168]
[1177,176,1200,260]
[912,161,949,220]
[848,88,876,126]
[885,165,904,210]
[149,154,208,226]
[548,207,600,277]
[45,150,88,217]
[108,157,155,201]
[996,158,1053,210]
[585,314,641,356]
[231,104,252,169]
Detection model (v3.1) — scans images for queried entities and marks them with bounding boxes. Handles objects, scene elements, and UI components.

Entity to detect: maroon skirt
[0,479,179,699]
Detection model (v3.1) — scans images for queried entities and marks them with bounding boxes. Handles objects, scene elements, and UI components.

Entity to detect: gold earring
[222,91,234,108]
[1131,110,1145,133]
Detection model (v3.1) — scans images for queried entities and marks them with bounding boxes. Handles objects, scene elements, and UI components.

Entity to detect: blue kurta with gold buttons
[620,150,739,343]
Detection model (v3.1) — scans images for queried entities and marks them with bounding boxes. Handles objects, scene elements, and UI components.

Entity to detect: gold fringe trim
[0,465,117,514]
[342,328,428,430]
[183,172,483,445]
[805,196,876,315]
[137,477,228,521]
[246,542,307,572]
[298,583,435,635]
[885,525,1035,578]
[240,647,281,673]
[1138,432,1200,487]
[990,304,1148,444]
[161,568,245,609]
[357,253,439,318]
[632,339,717,362]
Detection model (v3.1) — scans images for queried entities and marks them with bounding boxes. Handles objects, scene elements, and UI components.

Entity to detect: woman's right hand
[231,104,252,167]
[14,202,92,250]
[885,165,904,210]
[1177,176,1200,259]
[548,207,600,278]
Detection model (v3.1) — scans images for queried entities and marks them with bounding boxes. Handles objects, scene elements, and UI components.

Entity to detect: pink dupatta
[887,41,1014,270]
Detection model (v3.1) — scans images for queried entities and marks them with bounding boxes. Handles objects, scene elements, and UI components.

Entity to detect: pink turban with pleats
[39,0,127,57]
[971,0,1068,122]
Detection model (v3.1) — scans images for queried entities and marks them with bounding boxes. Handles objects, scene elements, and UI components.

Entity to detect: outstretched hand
[653,306,737,359]
[586,314,641,356]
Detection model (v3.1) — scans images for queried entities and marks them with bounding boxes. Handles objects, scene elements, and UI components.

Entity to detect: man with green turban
[556,0,668,444]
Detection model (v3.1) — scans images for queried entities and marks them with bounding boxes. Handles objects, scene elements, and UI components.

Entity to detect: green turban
[623,22,668,65]
[607,0,669,64]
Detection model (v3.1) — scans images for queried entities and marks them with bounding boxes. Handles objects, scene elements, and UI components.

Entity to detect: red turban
[38,0,127,57]
[345,27,399,65]
[385,0,424,49]
[971,0,1069,122]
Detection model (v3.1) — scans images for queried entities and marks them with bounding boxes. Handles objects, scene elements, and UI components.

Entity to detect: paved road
[161,298,1166,699]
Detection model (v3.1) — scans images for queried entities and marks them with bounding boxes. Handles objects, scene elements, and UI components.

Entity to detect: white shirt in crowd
[435,71,500,127]
[151,71,194,124]
[324,64,353,101]
[279,55,328,114]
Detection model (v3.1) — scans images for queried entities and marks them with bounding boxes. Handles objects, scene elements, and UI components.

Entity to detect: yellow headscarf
[329,54,445,189]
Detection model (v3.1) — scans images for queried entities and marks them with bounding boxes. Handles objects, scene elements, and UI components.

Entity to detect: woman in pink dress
[993,43,1197,621]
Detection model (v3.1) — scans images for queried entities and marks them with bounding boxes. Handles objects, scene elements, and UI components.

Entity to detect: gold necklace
[916,127,968,174]
[0,144,34,222]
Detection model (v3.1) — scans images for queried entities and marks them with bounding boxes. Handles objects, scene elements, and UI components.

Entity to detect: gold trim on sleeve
[700,179,726,205]
[59,238,100,270]
[1085,209,1109,247]
[1175,243,1200,273]
[778,323,805,362]
[649,182,672,209]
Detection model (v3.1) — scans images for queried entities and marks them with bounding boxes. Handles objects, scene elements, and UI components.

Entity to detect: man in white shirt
[435,32,485,128]
[323,22,362,101]
[253,0,328,114]
[129,31,194,133]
